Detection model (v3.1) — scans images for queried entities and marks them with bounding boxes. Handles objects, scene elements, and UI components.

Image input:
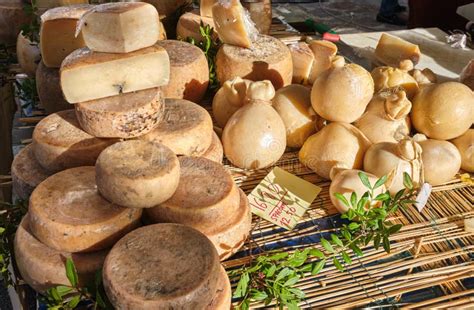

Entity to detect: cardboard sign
[248,167,321,230]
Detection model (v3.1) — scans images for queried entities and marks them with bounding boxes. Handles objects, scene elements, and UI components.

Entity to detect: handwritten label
[415,183,432,212]
[248,167,321,230]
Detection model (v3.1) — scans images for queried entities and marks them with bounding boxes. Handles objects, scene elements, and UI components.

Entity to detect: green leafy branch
[21,0,40,43]
[229,172,417,310]
[15,77,39,111]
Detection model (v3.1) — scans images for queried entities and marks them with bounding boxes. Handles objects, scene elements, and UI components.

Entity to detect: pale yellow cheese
[60,45,170,103]
[81,2,160,53]
[16,32,40,77]
[307,40,338,84]
[176,11,217,42]
[36,61,70,114]
[36,0,89,9]
[289,42,314,85]
[200,0,215,17]
[375,33,421,67]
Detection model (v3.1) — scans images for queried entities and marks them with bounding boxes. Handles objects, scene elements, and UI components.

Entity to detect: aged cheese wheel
[103,223,221,309]
[74,87,164,138]
[96,140,180,208]
[29,167,142,253]
[142,0,191,18]
[209,266,232,310]
[201,131,224,163]
[0,4,31,45]
[155,40,209,103]
[14,215,108,293]
[146,157,240,232]
[216,34,292,90]
[11,144,52,200]
[418,138,461,186]
[371,66,419,99]
[36,0,89,9]
[138,98,213,156]
[176,11,217,42]
[16,32,40,77]
[36,61,70,114]
[32,110,117,172]
[451,129,474,173]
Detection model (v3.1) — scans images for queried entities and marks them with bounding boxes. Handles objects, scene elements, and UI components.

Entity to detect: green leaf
[287,300,300,310]
[321,238,334,253]
[288,287,305,299]
[67,295,81,308]
[265,264,277,277]
[287,251,308,267]
[374,234,381,249]
[374,175,388,189]
[375,193,390,201]
[387,224,402,234]
[383,236,391,253]
[356,197,368,212]
[349,244,363,257]
[311,259,326,275]
[283,275,300,287]
[55,285,73,297]
[348,222,360,231]
[48,287,62,302]
[233,272,250,298]
[403,172,413,190]
[299,264,313,273]
[240,299,250,310]
[394,188,405,201]
[358,171,372,189]
[341,229,351,241]
[364,233,374,246]
[350,192,357,208]
[269,252,289,261]
[334,193,349,207]
[275,267,293,282]
[333,258,344,271]
[65,258,78,287]
[331,234,343,247]
[250,289,268,301]
[341,251,352,265]
[309,249,325,258]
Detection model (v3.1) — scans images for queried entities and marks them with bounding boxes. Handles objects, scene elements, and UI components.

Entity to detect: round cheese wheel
[14,215,108,293]
[16,32,40,77]
[74,88,164,138]
[96,140,180,208]
[176,11,217,43]
[208,266,232,310]
[418,139,461,185]
[216,34,292,90]
[36,61,70,114]
[155,40,209,103]
[137,99,213,156]
[200,131,224,163]
[142,0,190,18]
[103,223,221,309]
[146,156,240,232]
[11,144,52,200]
[0,4,31,44]
[451,129,474,173]
[32,110,117,172]
[29,167,142,253]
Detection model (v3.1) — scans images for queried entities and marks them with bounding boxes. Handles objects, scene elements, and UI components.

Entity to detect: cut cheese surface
[75,87,164,138]
[200,0,215,17]
[176,11,217,42]
[29,166,142,253]
[96,140,180,208]
[138,98,213,156]
[32,109,117,172]
[201,131,224,163]
[16,32,40,77]
[307,40,338,84]
[11,144,52,200]
[36,61,69,114]
[155,40,209,103]
[103,223,221,309]
[375,33,421,67]
[216,34,292,90]
[14,215,108,293]
[39,5,91,68]
[81,2,160,53]
[60,45,170,103]
[289,42,314,85]
[146,156,240,233]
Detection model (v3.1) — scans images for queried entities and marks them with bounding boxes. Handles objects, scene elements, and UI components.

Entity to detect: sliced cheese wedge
[375,33,421,67]
[36,61,69,114]
[289,42,314,85]
[307,40,338,84]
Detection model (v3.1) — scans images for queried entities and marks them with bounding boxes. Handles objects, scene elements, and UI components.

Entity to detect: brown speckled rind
[36,61,70,114]
[103,224,221,309]
[200,131,224,163]
[207,266,232,310]
[29,167,142,253]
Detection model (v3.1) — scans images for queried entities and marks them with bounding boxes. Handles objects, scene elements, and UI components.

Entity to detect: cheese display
[60,45,170,103]
[39,5,91,68]
[200,0,215,17]
[36,61,70,113]
[411,82,473,140]
[0,3,31,45]
[138,99,213,156]
[289,42,314,85]
[32,110,117,172]
[272,84,318,148]
[209,266,232,309]
[374,33,421,67]
[216,34,292,90]
[81,2,161,53]
[371,66,419,99]
[29,166,142,253]
[155,40,209,103]
[176,11,217,42]
[14,215,108,293]
[212,0,258,48]
[96,141,180,208]
[307,40,338,84]
[36,0,88,9]
[451,129,474,173]
[410,68,437,85]
[212,77,251,128]
[16,32,40,77]
[74,87,164,138]
[201,132,224,163]
[11,144,52,200]
[103,223,225,309]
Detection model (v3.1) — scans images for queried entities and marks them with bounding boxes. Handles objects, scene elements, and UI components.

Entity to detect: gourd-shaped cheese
[289,42,314,85]
[212,77,251,128]
[375,33,421,67]
[201,132,224,163]
[176,11,217,43]
[16,32,40,77]
[36,61,70,113]
[74,87,164,138]
[410,68,437,85]
[451,129,474,173]
[371,66,419,99]
[307,40,338,84]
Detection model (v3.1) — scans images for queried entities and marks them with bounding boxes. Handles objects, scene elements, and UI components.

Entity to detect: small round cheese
[32,109,117,172]
[419,139,461,185]
[14,215,108,293]
[137,98,213,156]
[103,223,221,309]
[200,132,224,163]
[216,35,292,90]
[176,11,217,42]
[96,141,180,208]
[451,129,474,173]
[208,266,232,309]
[11,144,51,200]
[36,61,70,114]
[16,32,40,77]
[74,88,164,138]
[155,40,209,103]
[29,167,142,253]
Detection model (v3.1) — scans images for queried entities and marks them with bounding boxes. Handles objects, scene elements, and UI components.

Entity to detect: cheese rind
[96,141,180,208]
[36,61,70,113]
[29,166,142,253]
[216,35,292,90]
[201,131,224,163]
[0,4,31,45]
[141,0,191,18]
[289,42,314,85]
[14,215,108,293]
[176,11,217,42]
[32,110,117,172]
[307,40,338,84]
[207,267,232,310]
[36,0,88,9]
[155,40,209,103]
[375,33,421,67]
[16,32,40,77]
[81,2,161,53]
[74,88,164,138]
[60,46,170,103]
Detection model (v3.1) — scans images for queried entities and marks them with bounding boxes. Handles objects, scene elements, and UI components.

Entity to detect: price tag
[415,183,432,212]
[248,167,321,230]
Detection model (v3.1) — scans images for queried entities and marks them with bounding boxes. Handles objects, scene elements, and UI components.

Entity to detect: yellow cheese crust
[200,131,224,163]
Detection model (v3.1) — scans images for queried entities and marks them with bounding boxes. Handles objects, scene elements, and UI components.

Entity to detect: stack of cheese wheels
[103,223,231,309]
[0,2,31,45]
[146,157,251,260]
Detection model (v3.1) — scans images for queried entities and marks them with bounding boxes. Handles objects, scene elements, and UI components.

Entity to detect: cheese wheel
[216,34,292,90]
[138,98,213,156]
[209,267,232,310]
[36,0,89,9]
[96,141,180,208]
[36,61,70,113]
[103,223,221,309]
[16,32,40,77]
[14,215,107,293]
[11,144,52,200]
[146,156,241,232]
[32,110,117,172]
[176,11,217,42]
[451,129,474,173]
[200,131,224,163]
[419,139,461,186]
[155,40,209,103]
[0,4,31,45]
[74,88,164,138]
[29,167,142,253]
[142,0,191,18]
